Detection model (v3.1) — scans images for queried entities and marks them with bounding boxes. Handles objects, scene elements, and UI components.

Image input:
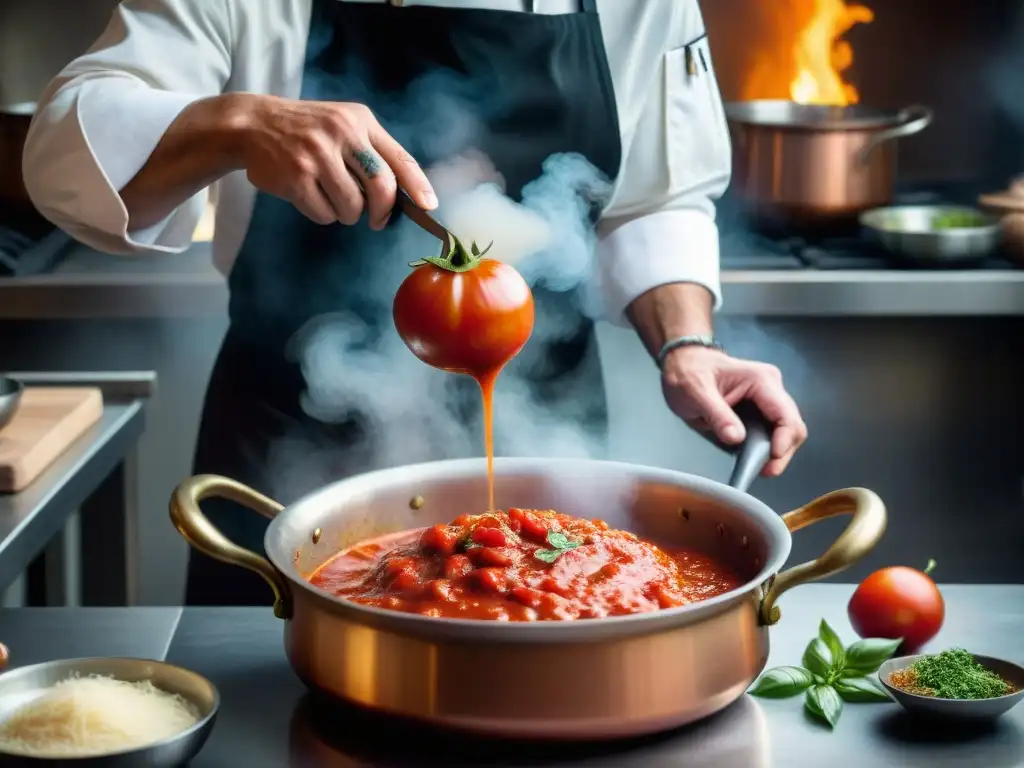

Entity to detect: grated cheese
[0,674,200,758]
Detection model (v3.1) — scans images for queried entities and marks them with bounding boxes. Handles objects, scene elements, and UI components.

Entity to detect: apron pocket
[663,37,731,193]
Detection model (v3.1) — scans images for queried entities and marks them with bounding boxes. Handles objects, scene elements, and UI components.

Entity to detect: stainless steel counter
[0,373,152,606]
[0,242,228,319]
[0,585,1021,766]
[722,268,1024,316]
[1,242,1023,317]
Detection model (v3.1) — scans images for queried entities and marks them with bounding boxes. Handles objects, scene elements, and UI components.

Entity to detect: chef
[23,0,807,606]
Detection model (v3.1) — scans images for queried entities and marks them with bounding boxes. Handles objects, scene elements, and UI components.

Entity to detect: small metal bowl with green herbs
[878,649,1024,721]
[860,205,1004,264]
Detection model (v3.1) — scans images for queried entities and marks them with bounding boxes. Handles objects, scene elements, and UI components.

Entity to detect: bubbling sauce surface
[309,508,742,621]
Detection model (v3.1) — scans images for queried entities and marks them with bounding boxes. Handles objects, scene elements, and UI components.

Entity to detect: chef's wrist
[177,93,258,173]
[625,282,715,359]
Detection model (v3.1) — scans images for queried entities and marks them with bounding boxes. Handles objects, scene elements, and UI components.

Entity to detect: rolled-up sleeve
[596,1,731,325]
[22,0,233,254]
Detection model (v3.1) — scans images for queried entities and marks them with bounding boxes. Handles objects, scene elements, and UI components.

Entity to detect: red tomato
[393,253,534,377]
[847,560,944,652]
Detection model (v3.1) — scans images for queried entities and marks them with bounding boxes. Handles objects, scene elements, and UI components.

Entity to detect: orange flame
[790,0,874,105]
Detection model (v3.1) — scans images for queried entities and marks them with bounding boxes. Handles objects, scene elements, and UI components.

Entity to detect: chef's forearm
[625,282,715,359]
[120,94,249,230]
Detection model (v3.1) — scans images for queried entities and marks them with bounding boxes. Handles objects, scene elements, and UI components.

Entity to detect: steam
[289,151,611,474]
[266,61,817,504]
[266,64,614,501]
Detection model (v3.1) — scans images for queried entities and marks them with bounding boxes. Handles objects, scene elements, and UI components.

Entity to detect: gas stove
[718,182,1018,271]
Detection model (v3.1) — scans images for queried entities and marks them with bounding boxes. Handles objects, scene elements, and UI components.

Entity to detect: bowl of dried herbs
[879,649,1024,720]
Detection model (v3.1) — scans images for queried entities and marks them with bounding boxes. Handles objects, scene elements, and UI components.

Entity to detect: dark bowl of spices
[879,649,1024,721]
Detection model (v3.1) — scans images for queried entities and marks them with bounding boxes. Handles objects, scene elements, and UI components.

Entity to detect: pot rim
[262,457,793,643]
[725,99,916,131]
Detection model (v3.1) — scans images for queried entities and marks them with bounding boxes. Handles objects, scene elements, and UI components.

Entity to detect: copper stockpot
[171,422,886,739]
[725,100,933,229]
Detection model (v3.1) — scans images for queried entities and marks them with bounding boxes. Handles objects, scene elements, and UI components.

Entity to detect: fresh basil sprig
[748,619,901,728]
[533,531,582,564]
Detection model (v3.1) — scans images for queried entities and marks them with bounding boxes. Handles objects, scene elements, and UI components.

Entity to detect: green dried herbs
[889,649,1016,700]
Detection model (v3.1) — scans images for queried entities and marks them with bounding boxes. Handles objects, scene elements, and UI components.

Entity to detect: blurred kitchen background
[1,0,1022,606]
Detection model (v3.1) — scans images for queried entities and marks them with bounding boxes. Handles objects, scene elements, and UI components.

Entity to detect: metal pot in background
[725,100,933,232]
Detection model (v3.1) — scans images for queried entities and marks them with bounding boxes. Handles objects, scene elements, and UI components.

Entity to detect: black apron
[186,0,622,605]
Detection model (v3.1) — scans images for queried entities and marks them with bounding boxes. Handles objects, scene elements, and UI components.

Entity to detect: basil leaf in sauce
[844,638,903,674]
[547,532,571,550]
[834,676,892,703]
[533,548,563,564]
[805,684,844,728]
[747,666,815,698]
[533,530,582,564]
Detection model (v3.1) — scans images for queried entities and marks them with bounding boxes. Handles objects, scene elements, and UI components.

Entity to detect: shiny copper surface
[726,101,933,227]
[731,125,896,221]
[169,459,887,738]
[285,589,767,738]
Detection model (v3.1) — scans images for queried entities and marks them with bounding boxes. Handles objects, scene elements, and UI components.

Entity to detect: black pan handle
[716,401,773,492]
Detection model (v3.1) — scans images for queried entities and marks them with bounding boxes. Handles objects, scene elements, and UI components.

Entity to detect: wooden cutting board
[0,387,104,493]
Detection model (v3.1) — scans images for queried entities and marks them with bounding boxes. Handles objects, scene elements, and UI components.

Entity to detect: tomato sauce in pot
[309,508,741,621]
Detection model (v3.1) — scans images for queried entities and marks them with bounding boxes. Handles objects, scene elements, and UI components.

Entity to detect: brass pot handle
[760,487,886,625]
[170,474,292,619]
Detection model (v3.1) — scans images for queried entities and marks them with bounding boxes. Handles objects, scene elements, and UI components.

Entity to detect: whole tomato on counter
[393,238,534,377]
[847,559,944,653]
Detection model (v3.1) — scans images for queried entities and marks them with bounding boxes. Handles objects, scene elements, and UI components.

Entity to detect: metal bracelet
[656,334,724,368]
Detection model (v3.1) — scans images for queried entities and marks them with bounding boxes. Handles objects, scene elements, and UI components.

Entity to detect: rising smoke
[268,55,616,503]
[269,58,817,504]
[288,150,612,486]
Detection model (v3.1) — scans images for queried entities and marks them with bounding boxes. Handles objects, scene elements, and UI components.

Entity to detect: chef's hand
[660,346,808,477]
[237,95,437,229]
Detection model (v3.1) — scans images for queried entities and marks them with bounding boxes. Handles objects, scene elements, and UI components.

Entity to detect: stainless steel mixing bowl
[860,205,1003,264]
[0,656,219,766]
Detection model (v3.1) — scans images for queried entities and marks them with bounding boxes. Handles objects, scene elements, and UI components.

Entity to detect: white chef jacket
[22,0,731,324]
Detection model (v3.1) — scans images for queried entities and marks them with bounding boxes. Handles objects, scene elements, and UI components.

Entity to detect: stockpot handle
[759,488,887,625]
[723,401,774,493]
[170,474,292,619]
[858,104,933,164]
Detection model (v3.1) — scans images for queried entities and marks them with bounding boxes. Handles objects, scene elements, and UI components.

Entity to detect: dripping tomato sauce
[393,250,535,513]
[308,508,741,621]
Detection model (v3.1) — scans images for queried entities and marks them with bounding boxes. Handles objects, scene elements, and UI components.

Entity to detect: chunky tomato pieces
[308,509,741,621]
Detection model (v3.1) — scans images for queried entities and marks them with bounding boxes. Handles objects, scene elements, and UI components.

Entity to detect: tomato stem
[923,559,936,576]
[449,239,473,267]
[408,236,494,274]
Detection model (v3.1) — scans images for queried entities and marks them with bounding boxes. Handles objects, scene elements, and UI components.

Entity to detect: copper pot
[725,100,933,229]
[171,430,886,739]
